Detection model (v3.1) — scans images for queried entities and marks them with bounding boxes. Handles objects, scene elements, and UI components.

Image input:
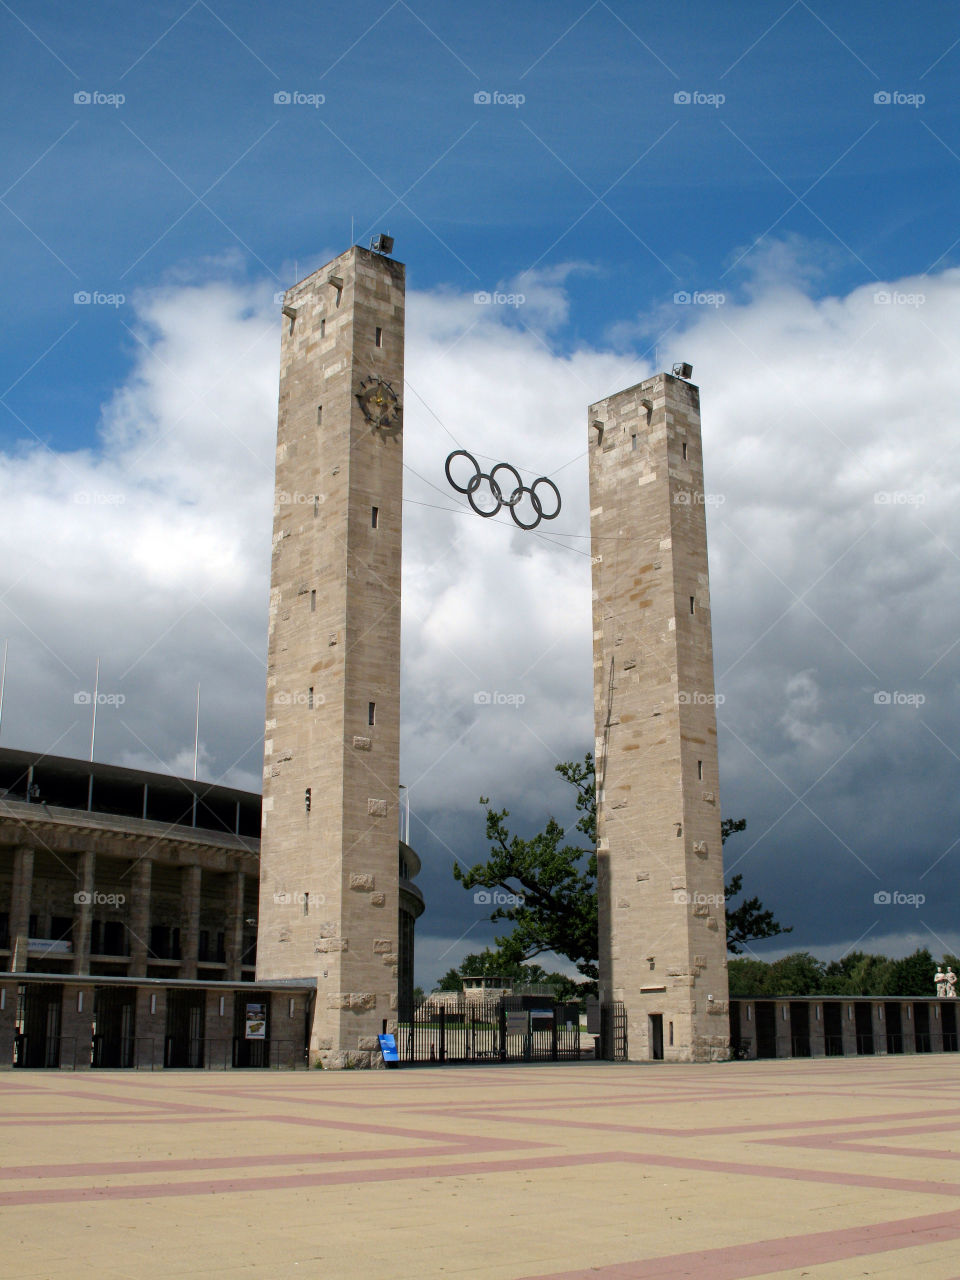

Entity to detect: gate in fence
[598,1001,627,1061]
[396,997,627,1065]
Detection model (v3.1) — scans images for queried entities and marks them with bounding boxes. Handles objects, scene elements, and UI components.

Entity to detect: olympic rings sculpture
[444,450,562,530]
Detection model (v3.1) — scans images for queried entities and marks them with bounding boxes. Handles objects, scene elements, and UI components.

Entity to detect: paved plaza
[3,1057,960,1278]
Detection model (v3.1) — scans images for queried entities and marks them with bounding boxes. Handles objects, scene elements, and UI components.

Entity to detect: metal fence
[139,1036,306,1070]
[13,1034,77,1069]
[397,998,586,1065]
[598,1002,627,1061]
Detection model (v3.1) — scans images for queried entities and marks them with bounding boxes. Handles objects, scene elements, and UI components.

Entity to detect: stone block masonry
[256,246,404,1067]
[589,373,729,1062]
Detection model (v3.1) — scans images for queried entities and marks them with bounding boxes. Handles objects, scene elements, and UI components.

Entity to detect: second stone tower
[589,372,730,1063]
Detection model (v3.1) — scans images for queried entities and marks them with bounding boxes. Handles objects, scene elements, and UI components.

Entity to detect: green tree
[728,952,826,996]
[732,948,943,998]
[765,951,827,995]
[822,951,888,995]
[431,949,591,999]
[727,958,774,996]
[453,757,598,978]
[721,819,793,954]
[880,947,935,997]
[454,754,791,972]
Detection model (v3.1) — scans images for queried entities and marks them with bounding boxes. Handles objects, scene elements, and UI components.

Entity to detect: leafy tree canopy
[433,949,590,1001]
[729,947,941,997]
[453,755,792,972]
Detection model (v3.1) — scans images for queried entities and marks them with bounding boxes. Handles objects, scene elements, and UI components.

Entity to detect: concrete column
[931,1001,944,1052]
[180,865,202,980]
[841,1002,858,1056]
[127,859,152,977]
[775,1002,792,1058]
[60,984,95,1070]
[72,850,96,975]
[809,1002,826,1057]
[206,989,230,1068]
[743,1003,758,1059]
[872,1003,887,1055]
[737,1002,757,1059]
[225,871,245,981]
[0,981,17,1069]
[134,986,165,1068]
[275,992,308,1068]
[10,846,34,971]
[902,1001,916,1053]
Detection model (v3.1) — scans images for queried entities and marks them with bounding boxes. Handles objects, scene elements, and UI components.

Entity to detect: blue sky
[3,1,960,987]
[4,0,959,440]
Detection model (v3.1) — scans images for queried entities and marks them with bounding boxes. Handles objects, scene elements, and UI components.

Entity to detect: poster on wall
[245,1002,267,1040]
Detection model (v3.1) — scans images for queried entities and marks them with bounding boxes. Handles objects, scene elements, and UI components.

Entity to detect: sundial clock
[356,376,401,433]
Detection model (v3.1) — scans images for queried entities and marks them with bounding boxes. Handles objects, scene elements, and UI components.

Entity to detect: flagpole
[0,639,7,741]
[193,684,200,781]
[89,657,100,762]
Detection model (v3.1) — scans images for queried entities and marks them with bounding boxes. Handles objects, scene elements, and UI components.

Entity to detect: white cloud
[2,247,960,974]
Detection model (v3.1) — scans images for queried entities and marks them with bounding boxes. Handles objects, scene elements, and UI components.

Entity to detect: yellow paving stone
[3,1059,960,1278]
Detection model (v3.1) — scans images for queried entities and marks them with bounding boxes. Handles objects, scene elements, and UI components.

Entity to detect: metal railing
[398,999,585,1065]
[12,1034,77,1069]
[129,1036,306,1070]
[91,1033,135,1069]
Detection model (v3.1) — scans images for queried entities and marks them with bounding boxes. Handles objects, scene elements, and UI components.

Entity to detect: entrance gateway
[256,243,730,1065]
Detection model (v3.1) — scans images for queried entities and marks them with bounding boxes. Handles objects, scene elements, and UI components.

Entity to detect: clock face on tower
[356,376,401,432]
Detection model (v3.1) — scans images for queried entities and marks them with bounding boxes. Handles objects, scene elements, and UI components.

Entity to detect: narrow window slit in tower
[690,596,695,614]
[319,318,325,338]
[313,496,320,517]
[317,405,322,425]
[375,326,383,348]
[308,687,314,709]
[371,506,379,529]
[697,759,703,781]
[631,434,637,451]
[310,590,316,613]
[368,701,376,726]
[303,892,309,916]
[682,441,687,460]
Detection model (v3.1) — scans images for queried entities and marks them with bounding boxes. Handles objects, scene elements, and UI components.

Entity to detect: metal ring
[530,477,561,521]
[466,471,502,518]
[489,462,524,508]
[509,486,544,530]
[444,450,562,531]
[445,450,482,495]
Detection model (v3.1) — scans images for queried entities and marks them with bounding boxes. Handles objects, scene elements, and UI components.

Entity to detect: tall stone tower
[256,244,405,1068]
[588,372,729,1063]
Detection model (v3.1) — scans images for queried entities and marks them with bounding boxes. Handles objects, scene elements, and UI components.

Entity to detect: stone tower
[256,244,405,1067]
[588,372,729,1063]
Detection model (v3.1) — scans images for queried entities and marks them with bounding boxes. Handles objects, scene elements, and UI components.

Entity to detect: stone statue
[947,968,958,999]
[936,966,947,997]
